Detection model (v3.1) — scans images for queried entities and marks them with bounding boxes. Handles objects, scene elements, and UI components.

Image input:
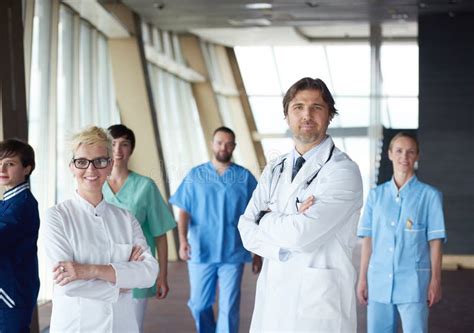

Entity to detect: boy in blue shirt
[0,139,40,333]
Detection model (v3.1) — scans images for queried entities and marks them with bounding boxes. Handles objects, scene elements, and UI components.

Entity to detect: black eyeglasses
[71,157,111,169]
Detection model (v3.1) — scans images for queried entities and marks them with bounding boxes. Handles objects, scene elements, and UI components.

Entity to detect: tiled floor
[142,262,257,333]
[39,259,474,332]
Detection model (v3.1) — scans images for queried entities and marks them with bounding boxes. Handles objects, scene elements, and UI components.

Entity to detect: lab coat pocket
[111,243,133,263]
[297,267,341,320]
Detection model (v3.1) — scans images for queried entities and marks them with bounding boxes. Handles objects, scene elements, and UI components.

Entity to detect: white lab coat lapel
[275,152,293,210]
[277,137,335,211]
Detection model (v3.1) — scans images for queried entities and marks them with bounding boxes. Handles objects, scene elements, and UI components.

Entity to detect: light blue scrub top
[358,176,446,304]
[169,162,257,264]
[103,171,176,298]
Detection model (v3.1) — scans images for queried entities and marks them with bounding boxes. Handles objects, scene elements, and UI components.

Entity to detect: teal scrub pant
[187,263,244,333]
[368,301,429,333]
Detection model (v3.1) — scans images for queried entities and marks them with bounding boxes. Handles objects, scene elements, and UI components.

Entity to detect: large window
[381,43,418,128]
[28,0,52,221]
[235,41,418,194]
[56,5,119,203]
[143,25,207,194]
[28,2,120,303]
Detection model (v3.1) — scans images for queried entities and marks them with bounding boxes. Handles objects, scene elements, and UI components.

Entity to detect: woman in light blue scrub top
[357,132,446,333]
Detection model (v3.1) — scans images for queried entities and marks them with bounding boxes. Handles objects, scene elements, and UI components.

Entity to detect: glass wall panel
[236,42,418,191]
[201,42,257,167]
[249,96,287,134]
[381,44,419,96]
[233,46,281,95]
[28,0,52,212]
[326,44,371,96]
[381,43,419,129]
[331,97,370,128]
[148,64,207,193]
[28,3,121,303]
[29,0,53,304]
[79,22,93,127]
[382,97,418,129]
[273,46,332,92]
[96,34,119,127]
[340,137,371,196]
[151,27,163,52]
[56,5,76,203]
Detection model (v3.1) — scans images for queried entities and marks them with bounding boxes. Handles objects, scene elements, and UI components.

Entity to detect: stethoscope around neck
[265,144,335,205]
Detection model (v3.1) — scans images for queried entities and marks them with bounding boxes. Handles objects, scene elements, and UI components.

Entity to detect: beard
[293,120,328,146]
[294,132,323,145]
[215,151,232,163]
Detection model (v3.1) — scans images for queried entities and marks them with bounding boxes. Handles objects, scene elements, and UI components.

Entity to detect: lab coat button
[388,273,392,278]
[391,221,395,226]
[395,197,400,202]
[389,247,393,252]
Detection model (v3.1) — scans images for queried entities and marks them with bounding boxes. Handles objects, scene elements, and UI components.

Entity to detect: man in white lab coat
[238,77,363,332]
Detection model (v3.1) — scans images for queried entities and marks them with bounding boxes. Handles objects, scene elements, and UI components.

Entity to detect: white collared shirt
[2,181,30,201]
[42,192,158,332]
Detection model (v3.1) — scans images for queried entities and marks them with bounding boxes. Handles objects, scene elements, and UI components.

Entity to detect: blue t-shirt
[357,176,446,304]
[169,162,257,264]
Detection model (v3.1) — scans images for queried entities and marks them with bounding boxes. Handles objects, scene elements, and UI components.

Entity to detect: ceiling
[105,0,474,45]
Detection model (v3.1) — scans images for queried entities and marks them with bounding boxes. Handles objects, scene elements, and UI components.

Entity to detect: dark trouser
[0,307,33,333]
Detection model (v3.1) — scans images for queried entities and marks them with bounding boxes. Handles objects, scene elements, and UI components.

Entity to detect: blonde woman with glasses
[42,126,158,332]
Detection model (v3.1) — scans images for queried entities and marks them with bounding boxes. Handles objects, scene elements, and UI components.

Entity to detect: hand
[298,195,315,214]
[179,240,191,261]
[53,261,93,286]
[129,245,144,262]
[357,277,368,305]
[125,245,143,292]
[427,279,442,307]
[156,273,169,299]
[252,255,263,274]
[255,209,271,225]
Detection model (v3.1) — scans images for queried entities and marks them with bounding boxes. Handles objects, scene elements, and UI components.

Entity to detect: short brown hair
[213,126,236,142]
[108,124,136,151]
[283,77,338,119]
[0,139,36,180]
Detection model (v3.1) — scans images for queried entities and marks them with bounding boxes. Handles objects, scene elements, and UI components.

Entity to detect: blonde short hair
[70,126,112,157]
[388,132,419,154]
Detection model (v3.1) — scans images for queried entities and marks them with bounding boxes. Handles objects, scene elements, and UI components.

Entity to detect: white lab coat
[238,137,363,332]
[42,192,158,332]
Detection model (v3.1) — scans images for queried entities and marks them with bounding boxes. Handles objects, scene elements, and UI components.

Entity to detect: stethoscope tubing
[266,145,335,204]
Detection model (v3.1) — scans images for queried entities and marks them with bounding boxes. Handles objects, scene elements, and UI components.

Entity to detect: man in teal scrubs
[103,124,176,331]
[170,126,260,333]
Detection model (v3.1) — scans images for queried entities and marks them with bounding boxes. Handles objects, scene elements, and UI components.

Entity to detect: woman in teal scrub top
[357,132,446,333]
[103,124,176,332]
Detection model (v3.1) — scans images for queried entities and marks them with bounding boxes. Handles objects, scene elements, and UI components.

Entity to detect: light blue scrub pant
[368,301,429,333]
[187,263,244,333]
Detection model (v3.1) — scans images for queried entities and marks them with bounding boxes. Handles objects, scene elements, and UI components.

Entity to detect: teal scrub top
[357,176,446,304]
[169,162,257,264]
[103,171,176,299]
